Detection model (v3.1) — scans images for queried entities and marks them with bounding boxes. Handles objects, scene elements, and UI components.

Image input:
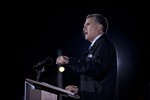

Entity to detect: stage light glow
[59,66,65,72]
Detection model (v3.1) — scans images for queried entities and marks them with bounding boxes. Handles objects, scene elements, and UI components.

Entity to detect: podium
[24,78,80,100]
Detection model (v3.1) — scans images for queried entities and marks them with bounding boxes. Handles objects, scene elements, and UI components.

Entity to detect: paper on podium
[25,78,80,99]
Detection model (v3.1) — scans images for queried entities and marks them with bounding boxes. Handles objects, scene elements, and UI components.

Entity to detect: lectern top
[25,78,80,99]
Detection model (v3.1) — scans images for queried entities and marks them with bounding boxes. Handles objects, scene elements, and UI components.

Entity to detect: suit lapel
[82,34,107,60]
[90,34,107,51]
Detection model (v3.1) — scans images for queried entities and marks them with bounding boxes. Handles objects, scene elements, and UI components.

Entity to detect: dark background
[2,3,148,100]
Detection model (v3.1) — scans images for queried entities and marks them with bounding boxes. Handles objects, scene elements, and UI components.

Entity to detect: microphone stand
[35,65,45,81]
[33,56,53,81]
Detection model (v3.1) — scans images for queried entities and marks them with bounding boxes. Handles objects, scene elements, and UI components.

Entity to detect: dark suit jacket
[68,34,118,100]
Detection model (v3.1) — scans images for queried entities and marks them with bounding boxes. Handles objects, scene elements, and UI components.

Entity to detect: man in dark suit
[56,13,118,100]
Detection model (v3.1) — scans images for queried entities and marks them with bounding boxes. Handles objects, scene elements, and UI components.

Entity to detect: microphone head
[43,56,53,65]
[33,56,53,69]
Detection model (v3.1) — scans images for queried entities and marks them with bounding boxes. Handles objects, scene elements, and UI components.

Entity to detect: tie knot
[89,45,92,50]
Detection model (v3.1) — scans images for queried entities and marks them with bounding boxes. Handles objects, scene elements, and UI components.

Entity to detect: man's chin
[85,36,88,40]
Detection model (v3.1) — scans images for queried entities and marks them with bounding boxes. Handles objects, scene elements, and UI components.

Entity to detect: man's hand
[56,56,69,65]
[65,85,79,94]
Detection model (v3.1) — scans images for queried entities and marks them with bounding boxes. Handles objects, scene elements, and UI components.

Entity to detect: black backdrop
[2,3,148,100]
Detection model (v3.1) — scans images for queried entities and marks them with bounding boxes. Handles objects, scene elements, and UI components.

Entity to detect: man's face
[83,17,101,42]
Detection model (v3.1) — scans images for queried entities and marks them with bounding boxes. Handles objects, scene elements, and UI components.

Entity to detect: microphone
[33,56,53,70]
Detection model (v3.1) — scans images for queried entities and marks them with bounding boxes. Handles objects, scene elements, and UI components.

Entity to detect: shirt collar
[90,34,102,47]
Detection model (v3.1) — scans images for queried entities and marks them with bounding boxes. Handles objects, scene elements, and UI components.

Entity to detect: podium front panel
[30,89,57,100]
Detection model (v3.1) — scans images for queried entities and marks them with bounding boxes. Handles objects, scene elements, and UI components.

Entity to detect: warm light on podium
[59,66,65,72]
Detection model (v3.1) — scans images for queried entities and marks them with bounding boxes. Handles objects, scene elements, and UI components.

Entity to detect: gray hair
[86,13,108,33]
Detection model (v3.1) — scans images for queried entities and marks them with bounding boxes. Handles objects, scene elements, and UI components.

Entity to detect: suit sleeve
[68,40,116,79]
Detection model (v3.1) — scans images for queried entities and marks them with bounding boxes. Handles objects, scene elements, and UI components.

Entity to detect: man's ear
[98,24,103,31]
